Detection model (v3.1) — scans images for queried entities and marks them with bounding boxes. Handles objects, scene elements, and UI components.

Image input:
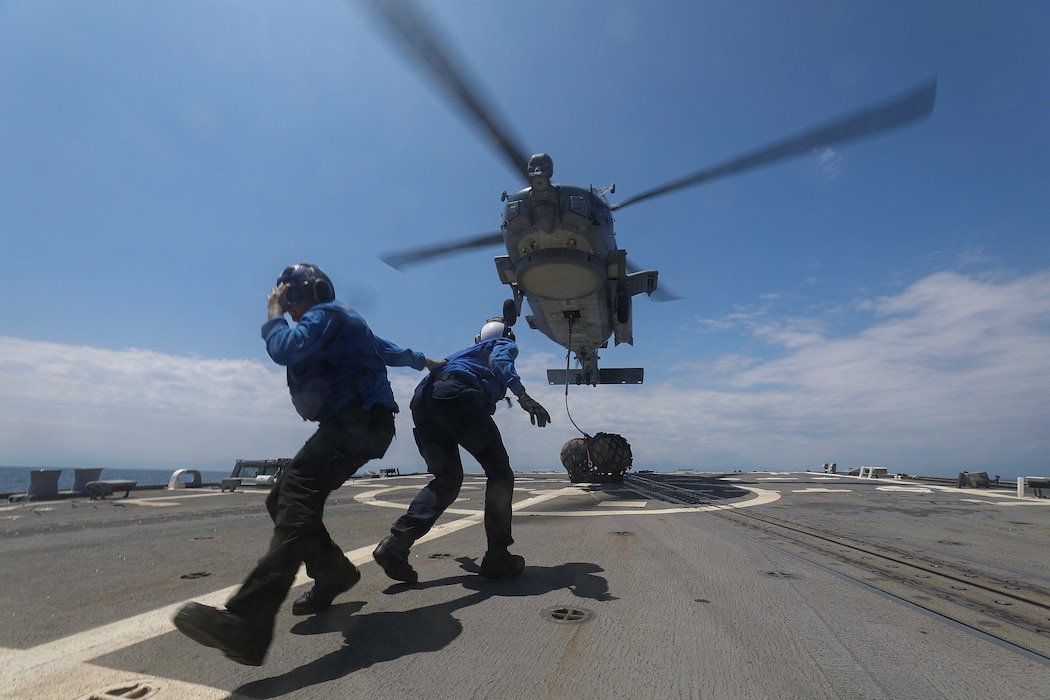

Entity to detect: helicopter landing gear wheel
[502,297,518,326]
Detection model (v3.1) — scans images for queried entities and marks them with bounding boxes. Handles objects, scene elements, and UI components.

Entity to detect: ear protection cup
[314,278,334,303]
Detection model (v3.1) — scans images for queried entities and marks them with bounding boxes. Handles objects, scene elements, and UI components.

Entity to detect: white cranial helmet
[476,317,514,343]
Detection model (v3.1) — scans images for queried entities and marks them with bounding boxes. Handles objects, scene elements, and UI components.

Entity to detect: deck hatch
[543,606,594,624]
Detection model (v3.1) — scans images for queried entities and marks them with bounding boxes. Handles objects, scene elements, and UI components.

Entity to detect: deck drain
[75,680,164,699]
[428,553,452,559]
[543,606,594,624]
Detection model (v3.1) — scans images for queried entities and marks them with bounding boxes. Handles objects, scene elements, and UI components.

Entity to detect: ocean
[1,465,1026,496]
[0,465,231,495]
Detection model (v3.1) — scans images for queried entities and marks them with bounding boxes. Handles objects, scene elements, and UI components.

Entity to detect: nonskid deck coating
[2,471,1049,699]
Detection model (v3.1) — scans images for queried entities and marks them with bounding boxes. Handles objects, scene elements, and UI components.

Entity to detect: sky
[1,0,1048,479]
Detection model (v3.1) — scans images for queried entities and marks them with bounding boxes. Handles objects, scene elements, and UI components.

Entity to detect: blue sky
[2,0,1048,478]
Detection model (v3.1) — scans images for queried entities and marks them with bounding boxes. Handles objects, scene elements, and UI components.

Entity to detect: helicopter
[372,0,937,387]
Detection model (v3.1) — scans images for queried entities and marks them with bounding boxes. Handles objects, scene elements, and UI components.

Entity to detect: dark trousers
[225,403,395,626]
[392,377,514,551]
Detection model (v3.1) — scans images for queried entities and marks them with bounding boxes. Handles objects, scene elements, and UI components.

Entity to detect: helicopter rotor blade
[612,78,937,211]
[625,257,683,302]
[360,0,531,182]
[380,231,505,270]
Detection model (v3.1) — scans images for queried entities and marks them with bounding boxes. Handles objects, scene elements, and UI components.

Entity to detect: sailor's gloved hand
[518,392,550,427]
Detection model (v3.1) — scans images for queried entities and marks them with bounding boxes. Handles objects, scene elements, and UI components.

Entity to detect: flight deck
[1,471,1048,699]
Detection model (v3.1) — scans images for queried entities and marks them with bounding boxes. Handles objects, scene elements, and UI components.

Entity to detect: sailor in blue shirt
[373,317,550,583]
[175,263,443,666]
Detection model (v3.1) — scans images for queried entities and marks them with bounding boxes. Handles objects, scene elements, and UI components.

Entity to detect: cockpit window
[569,195,588,216]
[504,200,521,222]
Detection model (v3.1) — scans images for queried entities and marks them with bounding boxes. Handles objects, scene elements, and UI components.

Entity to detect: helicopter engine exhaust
[560,432,633,483]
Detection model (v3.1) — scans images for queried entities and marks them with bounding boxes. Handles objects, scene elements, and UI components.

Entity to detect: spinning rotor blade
[612,79,937,211]
[380,231,504,270]
[626,258,682,302]
[361,0,531,181]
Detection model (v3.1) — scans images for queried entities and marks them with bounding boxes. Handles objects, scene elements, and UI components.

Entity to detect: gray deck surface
[1,471,1048,699]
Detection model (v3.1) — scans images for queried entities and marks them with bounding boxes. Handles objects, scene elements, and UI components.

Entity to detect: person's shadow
[231,559,614,699]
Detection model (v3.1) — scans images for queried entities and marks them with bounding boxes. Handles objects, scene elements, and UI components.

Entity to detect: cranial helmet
[476,317,515,343]
[277,263,335,306]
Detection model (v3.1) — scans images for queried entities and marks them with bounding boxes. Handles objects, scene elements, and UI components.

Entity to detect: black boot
[373,533,418,583]
[291,561,361,616]
[173,602,272,666]
[479,548,525,579]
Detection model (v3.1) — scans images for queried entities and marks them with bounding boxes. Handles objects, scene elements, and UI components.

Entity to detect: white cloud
[516,270,1050,476]
[816,146,843,179]
[3,269,1049,478]
[0,338,310,469]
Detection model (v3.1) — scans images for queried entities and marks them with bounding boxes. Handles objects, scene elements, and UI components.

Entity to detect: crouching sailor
[373,317,550,584]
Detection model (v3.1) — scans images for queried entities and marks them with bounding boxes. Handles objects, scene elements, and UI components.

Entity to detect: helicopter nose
[527,153,553,179]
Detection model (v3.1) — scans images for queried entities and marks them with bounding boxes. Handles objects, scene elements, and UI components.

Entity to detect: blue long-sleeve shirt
[436,337,525,413]
[262,300,426,421]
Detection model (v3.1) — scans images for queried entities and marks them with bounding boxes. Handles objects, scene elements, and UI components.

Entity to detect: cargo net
[560,432,633,483]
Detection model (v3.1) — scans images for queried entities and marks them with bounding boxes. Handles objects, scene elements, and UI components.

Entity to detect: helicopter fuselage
[494,181,659,385]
